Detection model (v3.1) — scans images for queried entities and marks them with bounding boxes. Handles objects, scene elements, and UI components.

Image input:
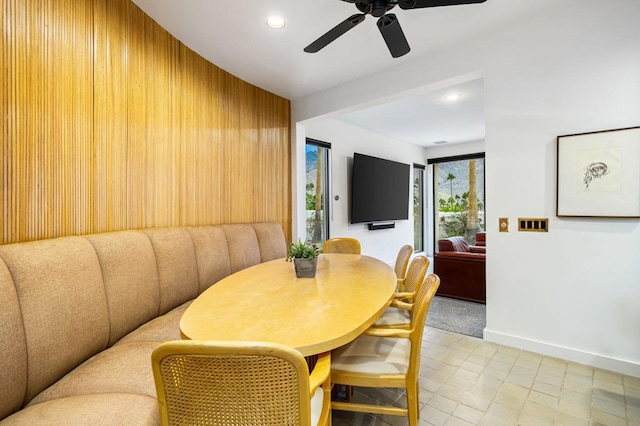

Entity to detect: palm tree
[446,173,456,210]
[465,160,480,243]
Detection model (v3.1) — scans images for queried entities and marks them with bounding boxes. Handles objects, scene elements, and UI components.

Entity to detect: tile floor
[332,326,640,425]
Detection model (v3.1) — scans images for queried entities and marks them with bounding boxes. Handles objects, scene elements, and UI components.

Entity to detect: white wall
[292,0,640,377]
[304,118,426,266]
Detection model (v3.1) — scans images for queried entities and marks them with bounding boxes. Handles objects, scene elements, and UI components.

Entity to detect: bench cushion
[2,394,158,426]
[252,223,287,262]
[0,260,27,420]
[187,226,232,293]
[144,228,199,315]
[0,237,108,402]
[222,224,262,273]
[87,231,161,346]
[115,301,192,345]
[29,342,159,406]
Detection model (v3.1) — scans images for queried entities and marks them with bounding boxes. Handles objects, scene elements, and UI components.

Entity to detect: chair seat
[373,306,411,327]
[310,385,324,425]
[332,335,411,375]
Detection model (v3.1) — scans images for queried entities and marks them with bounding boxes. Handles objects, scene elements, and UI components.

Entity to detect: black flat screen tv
[351,153,410,224]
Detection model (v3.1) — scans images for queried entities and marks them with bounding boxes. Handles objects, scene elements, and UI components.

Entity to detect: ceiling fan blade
[377,14,410,58]
[399,0,487,10]
[304,14,366,53]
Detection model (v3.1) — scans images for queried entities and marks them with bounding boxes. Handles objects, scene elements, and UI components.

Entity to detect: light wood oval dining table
[180,253,397,357]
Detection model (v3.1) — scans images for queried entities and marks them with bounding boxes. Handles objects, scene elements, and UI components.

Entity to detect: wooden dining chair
[330,273,441,425]
[152,341,331,426]
[397,255,429,294]
[374,255,429,328]
[322,237,361,254]
[394,244,413,288]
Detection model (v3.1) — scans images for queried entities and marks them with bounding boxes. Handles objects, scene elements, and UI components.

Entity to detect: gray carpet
[426,296,486,338]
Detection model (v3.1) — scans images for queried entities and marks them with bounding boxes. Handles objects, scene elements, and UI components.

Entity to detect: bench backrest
[0,223,286,421]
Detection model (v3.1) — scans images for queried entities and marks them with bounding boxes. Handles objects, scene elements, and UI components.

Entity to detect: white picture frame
[556,126,640,218]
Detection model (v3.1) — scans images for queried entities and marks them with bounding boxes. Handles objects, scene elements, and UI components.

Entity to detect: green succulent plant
[286,239,321,261]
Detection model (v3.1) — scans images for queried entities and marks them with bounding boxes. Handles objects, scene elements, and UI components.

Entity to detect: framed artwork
[556,126,640,218]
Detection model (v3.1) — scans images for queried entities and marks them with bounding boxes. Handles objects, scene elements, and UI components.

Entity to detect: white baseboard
[483,328,640,378]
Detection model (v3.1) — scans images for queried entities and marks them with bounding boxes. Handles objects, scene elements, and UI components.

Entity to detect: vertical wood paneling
[94,0,129,232]
[1,0,291,245]
[3,0,94,241]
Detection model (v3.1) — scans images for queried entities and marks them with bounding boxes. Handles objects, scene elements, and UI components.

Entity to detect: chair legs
[416,382,420,420]
[407,380,420,426]
[331,382,420,426]
[331,384,421,425]
[331,384,353,402]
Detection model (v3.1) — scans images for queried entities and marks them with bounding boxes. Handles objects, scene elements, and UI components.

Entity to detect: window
[413,164,425,252]
[429,153,485,252]
[305,139,331,245]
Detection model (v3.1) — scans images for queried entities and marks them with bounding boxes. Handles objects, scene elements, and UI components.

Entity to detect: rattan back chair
[374,255,429,328]
[330,273,441,425]
[393,244,414,287]
[398,255,429,294]
[152,341,331,426]
[322,238,361,254]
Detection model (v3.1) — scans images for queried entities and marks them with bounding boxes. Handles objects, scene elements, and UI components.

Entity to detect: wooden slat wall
[1,0,291,244]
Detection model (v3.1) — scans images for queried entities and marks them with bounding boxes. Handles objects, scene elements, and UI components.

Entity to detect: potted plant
[286,239,321,278]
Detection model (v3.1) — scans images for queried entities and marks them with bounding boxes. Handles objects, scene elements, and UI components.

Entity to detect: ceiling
[131,0,557,146]
[338,77,485,146]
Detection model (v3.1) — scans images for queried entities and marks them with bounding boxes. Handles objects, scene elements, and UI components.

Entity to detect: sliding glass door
[413,164,425,252]
[432,154,485,251]
[305,139,331,245]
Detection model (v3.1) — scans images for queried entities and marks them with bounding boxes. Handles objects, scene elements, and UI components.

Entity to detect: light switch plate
[499,218,509,232]
[518,218,549,232]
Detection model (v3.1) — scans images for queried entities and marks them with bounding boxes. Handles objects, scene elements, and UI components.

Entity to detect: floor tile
[330,326,640,425]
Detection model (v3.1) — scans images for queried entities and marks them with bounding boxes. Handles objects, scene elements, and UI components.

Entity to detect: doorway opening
[305,138,331,245]
[430,153,485,251]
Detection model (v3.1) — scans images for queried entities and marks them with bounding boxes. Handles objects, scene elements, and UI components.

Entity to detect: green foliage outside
[305,182,324,244]
[439,192,484,213]
[437,164,485,240]
[439,209,485,238]
[306,211,324,245]
[440,212,468,237]
[413,176,422,251]
[306,183,320,210]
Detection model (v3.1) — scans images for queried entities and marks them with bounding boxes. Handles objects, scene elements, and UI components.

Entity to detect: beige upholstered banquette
[0,223,287,425]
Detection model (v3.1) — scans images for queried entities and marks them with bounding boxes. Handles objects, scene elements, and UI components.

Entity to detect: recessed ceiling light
[266,16,286,29]
[443,93,462,102]
[433,140,448,145]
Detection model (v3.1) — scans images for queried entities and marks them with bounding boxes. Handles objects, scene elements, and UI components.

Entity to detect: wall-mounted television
[351,153,410,224]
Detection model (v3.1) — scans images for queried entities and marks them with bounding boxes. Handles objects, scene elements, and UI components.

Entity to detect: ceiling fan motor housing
[356,0,395,17]
[356,0,396,17]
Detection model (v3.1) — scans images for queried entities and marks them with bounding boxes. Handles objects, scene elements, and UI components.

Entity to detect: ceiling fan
[304,0,487,58]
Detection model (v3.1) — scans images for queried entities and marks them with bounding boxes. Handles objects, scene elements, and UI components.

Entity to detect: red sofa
[433,234,486,304]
